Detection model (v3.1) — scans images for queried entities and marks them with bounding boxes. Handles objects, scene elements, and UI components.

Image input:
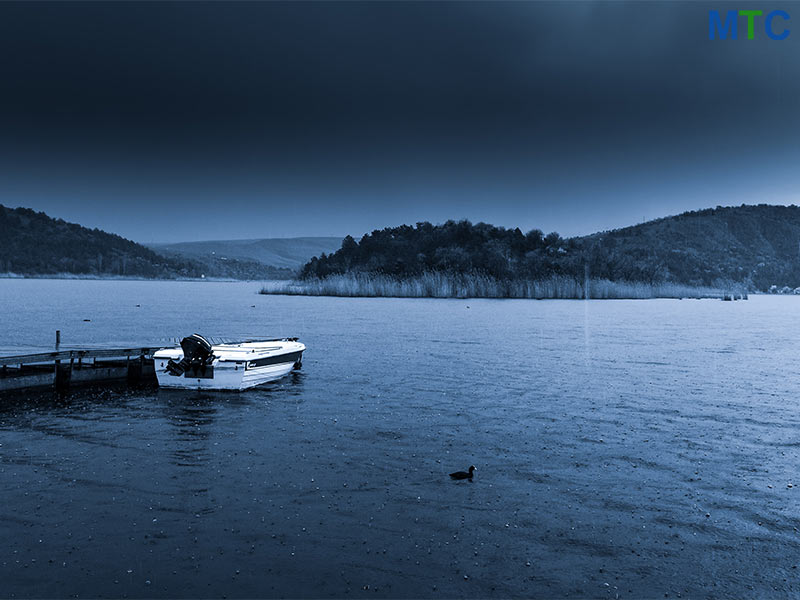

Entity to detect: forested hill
[300,205,800,290]
[580,205,800,290]
[0,205,292,279]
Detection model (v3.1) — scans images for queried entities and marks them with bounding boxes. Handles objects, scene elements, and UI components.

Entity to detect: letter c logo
[766,10,790,40]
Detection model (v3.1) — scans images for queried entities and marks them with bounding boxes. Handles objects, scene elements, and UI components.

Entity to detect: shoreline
[0,273,289,283]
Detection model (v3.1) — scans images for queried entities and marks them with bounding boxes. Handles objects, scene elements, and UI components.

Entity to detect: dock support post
[54,361,66,390]
[53,329,62,388]
[127,354,144,385]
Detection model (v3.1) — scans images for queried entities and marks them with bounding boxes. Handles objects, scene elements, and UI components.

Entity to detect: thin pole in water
[56,330,61,350]
[584,264,590,301]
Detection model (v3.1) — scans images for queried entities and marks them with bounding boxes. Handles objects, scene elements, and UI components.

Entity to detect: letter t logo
[739,10,763,39]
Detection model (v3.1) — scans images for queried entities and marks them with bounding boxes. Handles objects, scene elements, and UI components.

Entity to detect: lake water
[1,279,799,598]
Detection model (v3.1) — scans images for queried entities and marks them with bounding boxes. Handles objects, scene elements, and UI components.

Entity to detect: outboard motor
[166,334,215,376]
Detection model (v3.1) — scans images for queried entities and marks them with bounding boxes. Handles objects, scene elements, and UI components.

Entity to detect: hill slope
[300,205,800,290]
[580,205,800,289]
[149,237,343,270]
[0,205,292,279]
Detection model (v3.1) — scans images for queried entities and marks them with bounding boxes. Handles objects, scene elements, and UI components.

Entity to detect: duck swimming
[449,465,476,480]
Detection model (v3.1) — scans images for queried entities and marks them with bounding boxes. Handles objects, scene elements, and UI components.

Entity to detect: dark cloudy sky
[1,1,798,242]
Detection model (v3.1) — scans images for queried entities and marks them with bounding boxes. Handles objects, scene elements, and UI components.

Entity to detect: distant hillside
[579,205,800,289]
[299,205,800,291]
[149,237,343,270]
[0,205,292,280]
[9,203,800,289]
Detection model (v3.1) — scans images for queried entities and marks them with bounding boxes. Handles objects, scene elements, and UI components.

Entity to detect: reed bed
[260,273,746,300]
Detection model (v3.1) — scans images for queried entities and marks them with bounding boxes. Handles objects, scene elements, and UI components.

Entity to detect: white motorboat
[154,334,305,391]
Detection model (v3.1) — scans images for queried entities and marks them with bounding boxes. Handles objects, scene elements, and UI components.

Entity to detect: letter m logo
[709,10,738,39]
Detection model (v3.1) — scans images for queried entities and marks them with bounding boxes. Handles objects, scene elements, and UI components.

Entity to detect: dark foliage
[0,205,292,280]
[301,205,800,290]
[301,221,571,281]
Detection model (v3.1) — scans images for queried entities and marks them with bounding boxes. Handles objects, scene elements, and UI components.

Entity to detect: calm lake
[1,279,799,598]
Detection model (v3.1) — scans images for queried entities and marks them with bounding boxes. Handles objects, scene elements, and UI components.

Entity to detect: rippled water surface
[1,279,799,598]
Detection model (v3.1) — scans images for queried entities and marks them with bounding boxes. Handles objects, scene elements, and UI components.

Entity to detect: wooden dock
[0,339,161,392]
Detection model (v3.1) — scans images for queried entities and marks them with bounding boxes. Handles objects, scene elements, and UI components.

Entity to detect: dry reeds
[260,272,745,300]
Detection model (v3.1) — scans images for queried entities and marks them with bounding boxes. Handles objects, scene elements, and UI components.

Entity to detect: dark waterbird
[449,465,476,480]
